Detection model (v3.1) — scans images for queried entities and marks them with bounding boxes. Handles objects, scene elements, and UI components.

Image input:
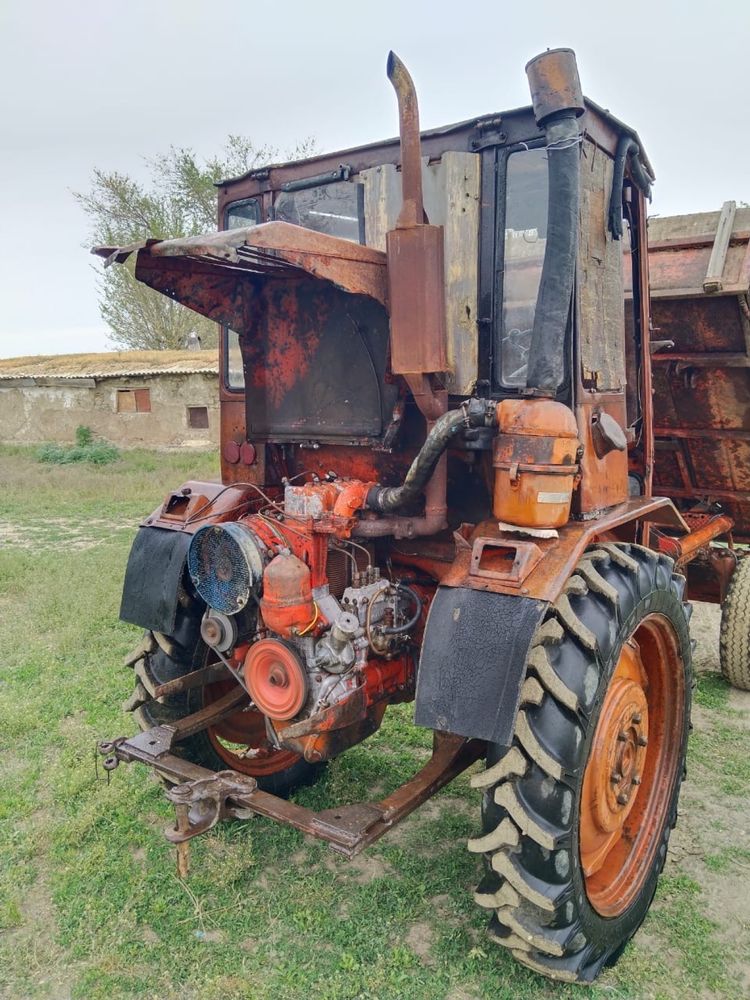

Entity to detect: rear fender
[414,497,687,743]
[415,586,547,744]
[119,525,195,634]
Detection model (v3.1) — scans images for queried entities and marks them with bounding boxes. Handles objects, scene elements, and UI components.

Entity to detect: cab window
[274,181,365,243]
[225,198,261,230]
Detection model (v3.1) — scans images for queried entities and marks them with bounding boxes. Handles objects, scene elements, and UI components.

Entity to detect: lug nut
[632,713,642,724]
[637,736,648,747]
[617,792,629,806]
[631,775,641,785]
[610,771,623,783]
[617,731,628,742]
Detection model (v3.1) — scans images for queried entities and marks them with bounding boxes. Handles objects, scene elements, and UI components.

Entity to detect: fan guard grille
[188,522,264,615]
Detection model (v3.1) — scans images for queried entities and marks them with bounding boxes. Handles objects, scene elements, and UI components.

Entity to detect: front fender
[119,526,194,634]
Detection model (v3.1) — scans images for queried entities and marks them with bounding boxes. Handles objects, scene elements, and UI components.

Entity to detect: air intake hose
[524,49,584,395]
[366,400,490,514]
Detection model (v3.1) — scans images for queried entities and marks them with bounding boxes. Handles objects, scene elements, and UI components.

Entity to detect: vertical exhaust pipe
[358,52,450,536]
[385,51,447,382]
[386,52,426,229]
[524,48,584,394]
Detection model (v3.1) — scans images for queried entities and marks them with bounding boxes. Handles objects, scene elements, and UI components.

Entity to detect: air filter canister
[188,522,265,615]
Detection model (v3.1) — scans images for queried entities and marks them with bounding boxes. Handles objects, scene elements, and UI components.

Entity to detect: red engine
[186,477,425,762]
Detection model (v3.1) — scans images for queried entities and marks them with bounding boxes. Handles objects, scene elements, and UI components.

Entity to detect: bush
[36,428,119,466]
[75,425,94,448]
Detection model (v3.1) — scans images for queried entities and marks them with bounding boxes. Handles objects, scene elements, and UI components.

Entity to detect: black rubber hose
[381,584,422,635]
[608,135,653,240]
[366,408,467,513]
[525,112,581,394]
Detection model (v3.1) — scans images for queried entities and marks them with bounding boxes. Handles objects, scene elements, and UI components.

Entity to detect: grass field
[1,445,749,1000]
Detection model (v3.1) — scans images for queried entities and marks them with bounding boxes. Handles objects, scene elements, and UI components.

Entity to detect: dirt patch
[195,929,226,944]
[728,687,750,727]
[663,601,750,990]
[406,921,436,965]
[4,875,75,1000]
[691,601,722,671]
[0,515,135,552]
[388,795,475,852]
[348,853,392,884]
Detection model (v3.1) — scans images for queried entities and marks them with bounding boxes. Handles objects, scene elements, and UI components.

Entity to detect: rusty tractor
[95,49,748,983]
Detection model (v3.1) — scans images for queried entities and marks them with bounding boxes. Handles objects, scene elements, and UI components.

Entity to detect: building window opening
[187,405,209,429]
[116,388,151,413]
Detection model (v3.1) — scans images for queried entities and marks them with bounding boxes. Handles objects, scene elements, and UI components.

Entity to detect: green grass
[36,441,120,466]
[0,445,748,999]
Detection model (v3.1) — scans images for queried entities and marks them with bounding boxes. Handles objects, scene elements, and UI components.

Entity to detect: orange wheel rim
[580,614,685,917]
[203,677,302,777]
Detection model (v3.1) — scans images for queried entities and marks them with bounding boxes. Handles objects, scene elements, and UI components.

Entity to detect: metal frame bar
[99,717,485,860]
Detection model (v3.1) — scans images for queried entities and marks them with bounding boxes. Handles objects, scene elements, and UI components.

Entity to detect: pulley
[244,639,308,721]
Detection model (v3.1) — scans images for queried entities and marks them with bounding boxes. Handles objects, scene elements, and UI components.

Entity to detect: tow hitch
[98,704,484,873]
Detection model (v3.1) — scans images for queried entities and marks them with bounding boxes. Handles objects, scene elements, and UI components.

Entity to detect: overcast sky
[1,0,748,359]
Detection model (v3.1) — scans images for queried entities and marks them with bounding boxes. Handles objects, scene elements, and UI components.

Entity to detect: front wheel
[469,543,692,983]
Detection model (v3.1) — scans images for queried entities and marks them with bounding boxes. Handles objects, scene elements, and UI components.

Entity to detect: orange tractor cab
[96,49,745,983]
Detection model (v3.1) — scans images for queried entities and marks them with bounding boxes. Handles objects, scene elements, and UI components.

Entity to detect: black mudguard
[415,586,547,745]
[119,526,194,634]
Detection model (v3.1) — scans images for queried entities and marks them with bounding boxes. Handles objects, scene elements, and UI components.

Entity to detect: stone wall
[0,372,220,449]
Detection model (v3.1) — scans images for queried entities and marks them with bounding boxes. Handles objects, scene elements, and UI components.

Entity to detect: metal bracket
[165,771,259,844]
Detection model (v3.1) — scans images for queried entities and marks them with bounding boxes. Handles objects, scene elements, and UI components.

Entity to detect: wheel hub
[589,676,648,836]
[581,641,649,878]
[579,616,686,918]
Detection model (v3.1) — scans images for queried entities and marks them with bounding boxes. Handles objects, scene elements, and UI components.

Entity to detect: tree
[76,135,316,351]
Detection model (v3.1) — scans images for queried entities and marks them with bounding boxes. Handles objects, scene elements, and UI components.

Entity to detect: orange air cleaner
[259,552,315,637]
[492,398,580,529]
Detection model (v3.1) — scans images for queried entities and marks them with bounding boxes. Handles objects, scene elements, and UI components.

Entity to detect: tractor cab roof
[217,97,654,195]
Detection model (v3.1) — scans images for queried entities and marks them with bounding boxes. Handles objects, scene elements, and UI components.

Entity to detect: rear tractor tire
[469,543,692,982]
[122,601,321,797]
[719,555,750,691]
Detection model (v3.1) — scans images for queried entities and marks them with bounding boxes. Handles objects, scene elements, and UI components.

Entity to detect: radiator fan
[187,522,265,615]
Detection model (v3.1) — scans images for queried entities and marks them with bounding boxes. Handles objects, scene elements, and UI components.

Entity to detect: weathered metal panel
[361,163,400,251]
[441,153,481,394]
[579,139,625,391]
[642,206,750,539]
[95,221,388,306]
[241,281,397,442]
[362,153,480,392]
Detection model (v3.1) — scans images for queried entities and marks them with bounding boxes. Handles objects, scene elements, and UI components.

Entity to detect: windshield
[496,147,548,387]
